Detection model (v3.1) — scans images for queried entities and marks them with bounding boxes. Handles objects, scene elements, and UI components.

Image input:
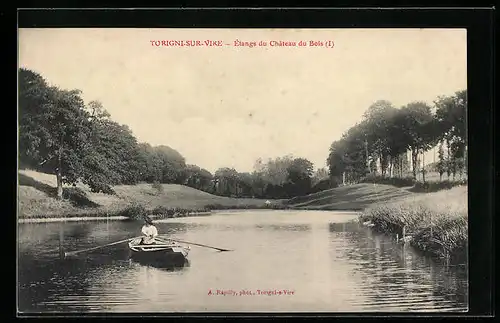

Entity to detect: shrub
[91,183,116,195]
[410,179,467,193]
[118,204,148,220]
[151,205,176,218]
[360,174,416,187]
[309,178,338,194]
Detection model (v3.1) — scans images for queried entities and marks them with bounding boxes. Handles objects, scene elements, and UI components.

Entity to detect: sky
[18,28,467,174]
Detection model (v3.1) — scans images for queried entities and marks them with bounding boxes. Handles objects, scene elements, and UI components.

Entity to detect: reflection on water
[129,254,191,272]
[18,211,468,313]
[329,221,468,312]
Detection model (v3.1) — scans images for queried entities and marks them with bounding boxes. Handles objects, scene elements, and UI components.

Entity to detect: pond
[17,210,468,313]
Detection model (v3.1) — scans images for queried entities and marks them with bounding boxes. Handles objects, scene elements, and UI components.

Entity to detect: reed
[360,186,468,263]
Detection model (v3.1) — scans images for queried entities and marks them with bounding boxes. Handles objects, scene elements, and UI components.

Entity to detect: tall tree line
[326,90,467,186]
[211,156,322,199]
[19,68,194,197]
[18,68,319,199]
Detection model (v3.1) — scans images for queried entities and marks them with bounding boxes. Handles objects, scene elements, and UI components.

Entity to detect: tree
[399,102,436,180]
[135,144,187,184]
[237,172,254,197]
[312,167,329,187]
[155,145,187,184]
[341,124,370,182]
[182,164,213,191]
[19,68,92,198]
[327,140,347,184]
[362,100,398,177]
[251,169,267,197]
[385,109,412,178]
[286,158,314,196]
[325,90,466,186]
[18,69,53,169]
[434,90,467,178]
[92,123,142,187]
[80,101,145,190]
[214,167,239,196]
[436,141,446,181]
[136,143,163,183]
[327,123,370,185]
[264,155,294,186]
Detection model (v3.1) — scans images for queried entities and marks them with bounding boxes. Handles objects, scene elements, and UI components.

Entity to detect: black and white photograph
[18,26,469,313]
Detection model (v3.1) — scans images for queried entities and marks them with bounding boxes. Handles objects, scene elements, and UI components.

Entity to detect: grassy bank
[18,169,284,219]
[286,183,414,210]
[359,185,468,264]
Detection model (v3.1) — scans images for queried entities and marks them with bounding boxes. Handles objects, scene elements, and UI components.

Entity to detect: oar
[159,236,233,252]
[63,236,141,257]
[44,247,65,254]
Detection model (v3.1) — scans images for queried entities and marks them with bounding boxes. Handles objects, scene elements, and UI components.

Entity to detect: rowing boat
[128,237,191,267]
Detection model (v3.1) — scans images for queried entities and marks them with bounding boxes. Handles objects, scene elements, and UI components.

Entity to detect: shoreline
[17,208,364,224]
[18,216,130,224]
[18,202,467,266]
[18,211,215,224]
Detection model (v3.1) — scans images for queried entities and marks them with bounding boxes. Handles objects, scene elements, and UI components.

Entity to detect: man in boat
[141,216,158,245]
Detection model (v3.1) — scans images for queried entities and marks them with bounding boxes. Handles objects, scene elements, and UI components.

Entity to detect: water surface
[18,210,468,313]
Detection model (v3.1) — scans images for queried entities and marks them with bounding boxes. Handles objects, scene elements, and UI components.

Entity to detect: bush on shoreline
[18,202,292,220]
[149,205,211,219]
[203,203,291,210]
[116,203,147,220]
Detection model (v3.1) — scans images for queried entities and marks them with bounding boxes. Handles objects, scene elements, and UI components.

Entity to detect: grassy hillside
[287,183,414,210]
[18,169,277,218]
